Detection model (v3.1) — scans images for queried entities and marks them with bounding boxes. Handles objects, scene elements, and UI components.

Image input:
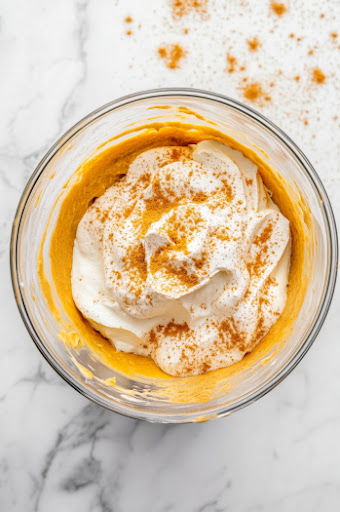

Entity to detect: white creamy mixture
[72,141,291,376]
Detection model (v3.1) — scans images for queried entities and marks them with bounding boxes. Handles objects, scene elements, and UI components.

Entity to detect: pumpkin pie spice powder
[153,0,329,107]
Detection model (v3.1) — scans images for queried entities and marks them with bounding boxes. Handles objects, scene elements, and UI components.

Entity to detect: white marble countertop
[1,0,339,510]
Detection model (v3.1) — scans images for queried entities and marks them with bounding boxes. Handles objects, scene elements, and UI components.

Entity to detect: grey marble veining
[1,0,339,510]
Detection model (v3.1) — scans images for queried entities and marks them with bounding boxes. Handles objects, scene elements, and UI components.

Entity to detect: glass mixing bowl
[11,89,338,423]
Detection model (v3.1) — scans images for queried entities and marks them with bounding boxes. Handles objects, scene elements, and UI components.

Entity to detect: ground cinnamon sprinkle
[219,318,246,350]
[220,179,234,202]
[242,82,271,103]
[226,54,246,74]
[124,16,133,23]
[165,258,200,287]
[141,190,176,234]
[169,208,203,250]
[168,262,200,287]
[312,68,326,84]
[124,242,147,287]
[163,321,190,337]
[93,205,109,224]
[330,32,338,39]
[135,153,185,233]
[247,221,274,277]
[192,250,208,270]
[148,206,208,289]
[253,316,266,345]
[247,37,261,52]
[158,148,184,168]
[226,54,237,73]
[255,275,278,341]
[158,44,186,69]
[171,0,208,18]
[270,2,287,16]
[254,222,274,246]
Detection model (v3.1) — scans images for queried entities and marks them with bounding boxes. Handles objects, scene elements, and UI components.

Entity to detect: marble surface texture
[1,0,340,510]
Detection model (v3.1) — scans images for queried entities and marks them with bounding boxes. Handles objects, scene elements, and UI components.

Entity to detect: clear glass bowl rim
[10,87,338,422]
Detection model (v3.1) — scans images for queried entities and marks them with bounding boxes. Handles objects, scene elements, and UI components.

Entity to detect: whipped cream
[72,141,291,376]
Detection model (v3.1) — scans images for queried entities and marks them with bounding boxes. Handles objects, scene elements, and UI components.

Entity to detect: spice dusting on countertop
[242,82,271,103]
[226,54,246,73]
[158,44,186,69]
[226,54,237,73]
[270,2,287,16]
[312,68,326,84]
[247,37,261,51]
[124,15,134,36]
[171,0,208,18]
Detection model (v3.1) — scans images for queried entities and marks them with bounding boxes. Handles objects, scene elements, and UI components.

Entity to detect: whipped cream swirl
[72,141,291,376]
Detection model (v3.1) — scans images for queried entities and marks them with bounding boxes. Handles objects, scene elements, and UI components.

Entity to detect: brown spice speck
[171,0,208,18]
[219,318,246,351]
[247,37,261,51]
[226,54,237,73]
[254,222,274,246]
[247,222,274,277]
[125,243,147,285]
[158,44,186,69]
[201,361,211,372]
[312,68,326,84]
[270,2,287,16]
[242,82,271,103]
[124,16,133,23]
